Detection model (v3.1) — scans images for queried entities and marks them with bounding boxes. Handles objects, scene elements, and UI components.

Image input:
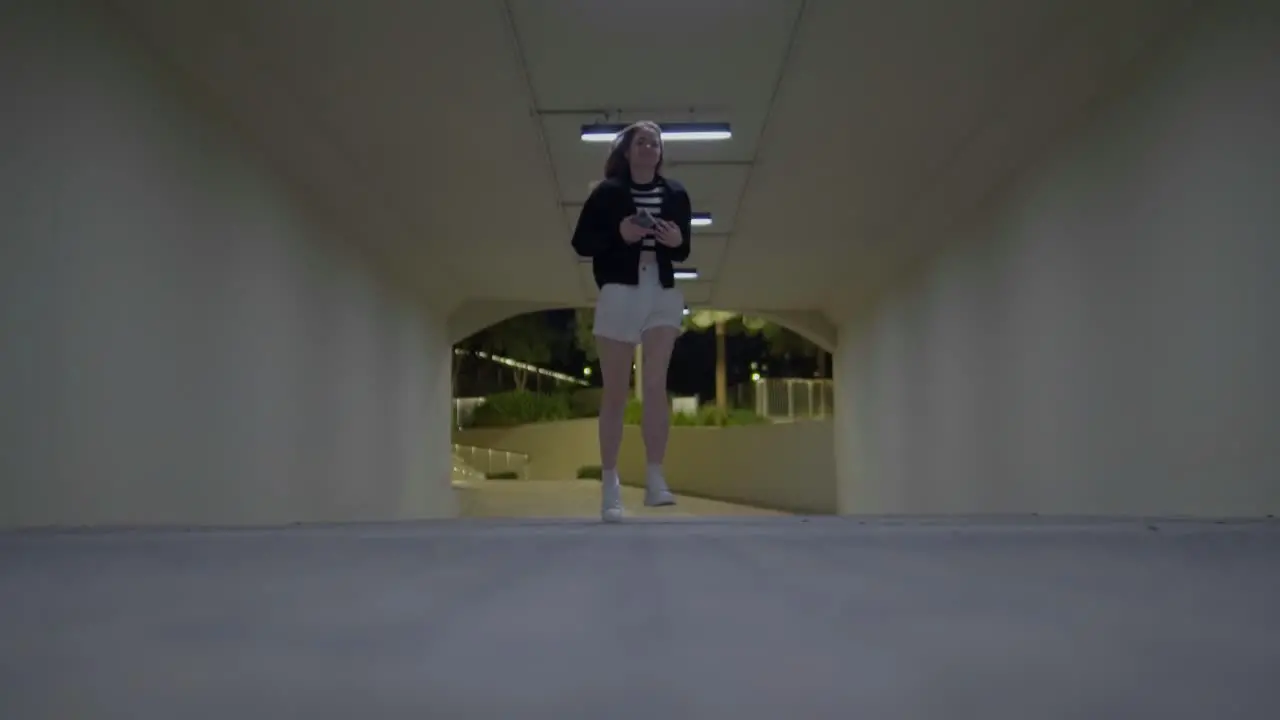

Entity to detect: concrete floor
[2,517,1278,718]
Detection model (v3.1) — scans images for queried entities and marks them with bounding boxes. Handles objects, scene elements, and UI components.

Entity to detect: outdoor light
[673,269,699,281]
[682,306,691,316]
[583,367,592,377]
[579,122,733,143]
[691,212,712,227]
[751,372,762,382]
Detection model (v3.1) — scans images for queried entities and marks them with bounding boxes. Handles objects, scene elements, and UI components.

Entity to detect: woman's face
[627,127,662,169]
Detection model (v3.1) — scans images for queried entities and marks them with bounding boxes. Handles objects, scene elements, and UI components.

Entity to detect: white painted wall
[835,0,1280,517]
[0,0,457,527]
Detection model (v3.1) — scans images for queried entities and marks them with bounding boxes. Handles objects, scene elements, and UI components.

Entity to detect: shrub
[577,465,603,480]
[568,388,603,418]
[693,406,771,427]
[726,408,770,426]
[623,398,645,425]
[486,471,520,480]
[671,410,700,426]
[467,391,571,427]
[622,399,768,427]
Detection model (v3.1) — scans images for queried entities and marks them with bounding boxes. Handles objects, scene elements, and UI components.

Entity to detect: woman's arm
[571,184,624,257]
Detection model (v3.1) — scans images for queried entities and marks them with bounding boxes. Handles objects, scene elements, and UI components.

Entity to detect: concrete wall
[456,419,836,514]
[834,0,1280,517]
[456,420,599,482]
[0,0,456,528]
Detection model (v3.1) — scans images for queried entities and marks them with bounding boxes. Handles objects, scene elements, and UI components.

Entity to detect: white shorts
[593,260,685,344]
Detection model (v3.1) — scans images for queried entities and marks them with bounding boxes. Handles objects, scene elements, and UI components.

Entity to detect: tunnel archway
[447,299,838,519]
[448,301,836,352]
[448,300,836,414]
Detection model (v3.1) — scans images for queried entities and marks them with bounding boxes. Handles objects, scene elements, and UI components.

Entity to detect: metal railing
[452,443,531,478]
[451,452,487,485]
[453,397,485,428]
[732,378,834,421]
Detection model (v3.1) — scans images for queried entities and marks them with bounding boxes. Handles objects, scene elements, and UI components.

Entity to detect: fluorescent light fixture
[581,256,699,281]
[691,212,713,227]
[580,122,732,143]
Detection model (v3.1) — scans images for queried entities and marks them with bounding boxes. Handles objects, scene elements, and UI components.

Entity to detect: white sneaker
[601,471,624,523]
[644,467,676,507]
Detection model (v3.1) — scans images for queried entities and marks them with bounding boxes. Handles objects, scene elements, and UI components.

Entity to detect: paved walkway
[3,517,1278,718]
[455,478,787,518]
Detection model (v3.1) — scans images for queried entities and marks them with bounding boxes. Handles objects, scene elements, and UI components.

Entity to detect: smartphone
[632,210,657,229]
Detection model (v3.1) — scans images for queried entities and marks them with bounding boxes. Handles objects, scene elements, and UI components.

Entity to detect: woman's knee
[641,370,668,399]
[642,384,667,403]
[599,382,630,413]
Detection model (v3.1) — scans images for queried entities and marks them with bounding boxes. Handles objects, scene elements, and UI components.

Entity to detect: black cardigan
[570,175,692,289]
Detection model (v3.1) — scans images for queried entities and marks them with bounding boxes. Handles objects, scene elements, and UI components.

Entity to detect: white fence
[732,378,833,421]
[453,397,486,427]
[452,443,531,478]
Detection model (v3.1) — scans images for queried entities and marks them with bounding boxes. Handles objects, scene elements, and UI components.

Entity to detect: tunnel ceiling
[102,0,1197,322]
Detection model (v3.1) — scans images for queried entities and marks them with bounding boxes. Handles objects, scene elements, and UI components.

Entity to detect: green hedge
[568,388,603,418]
[679,406,769,427]
[466,391,768,428]
[622,398,645,425]
[624,399,768,427]
[468,391,570,427]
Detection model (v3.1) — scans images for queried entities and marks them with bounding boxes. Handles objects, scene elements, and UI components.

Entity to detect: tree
[760,323,827,376]
[471,312,556,392]
[571,308,597,363]
[685,310,767,412]
[452,331,485,395]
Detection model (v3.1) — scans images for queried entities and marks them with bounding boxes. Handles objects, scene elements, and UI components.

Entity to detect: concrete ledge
[455,418,836,514]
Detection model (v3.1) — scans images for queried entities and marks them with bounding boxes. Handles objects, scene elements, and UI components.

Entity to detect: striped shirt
[630,180,664,251]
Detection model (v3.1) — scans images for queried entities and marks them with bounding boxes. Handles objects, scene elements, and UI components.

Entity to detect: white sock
[646,464,665,483]
[602,468,620,485]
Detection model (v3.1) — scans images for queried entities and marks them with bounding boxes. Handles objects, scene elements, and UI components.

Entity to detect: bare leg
[595,335,635,471]
[639,325,679,465]
[639,325,679,506]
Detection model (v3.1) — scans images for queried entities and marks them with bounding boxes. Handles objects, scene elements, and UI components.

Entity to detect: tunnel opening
[447,307,836,520]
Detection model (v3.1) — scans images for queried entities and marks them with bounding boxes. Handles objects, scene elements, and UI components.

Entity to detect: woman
[571,121,692,522]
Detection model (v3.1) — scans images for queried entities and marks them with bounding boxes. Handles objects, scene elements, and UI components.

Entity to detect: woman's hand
[654,220,684,248]
[619,216,648,244]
